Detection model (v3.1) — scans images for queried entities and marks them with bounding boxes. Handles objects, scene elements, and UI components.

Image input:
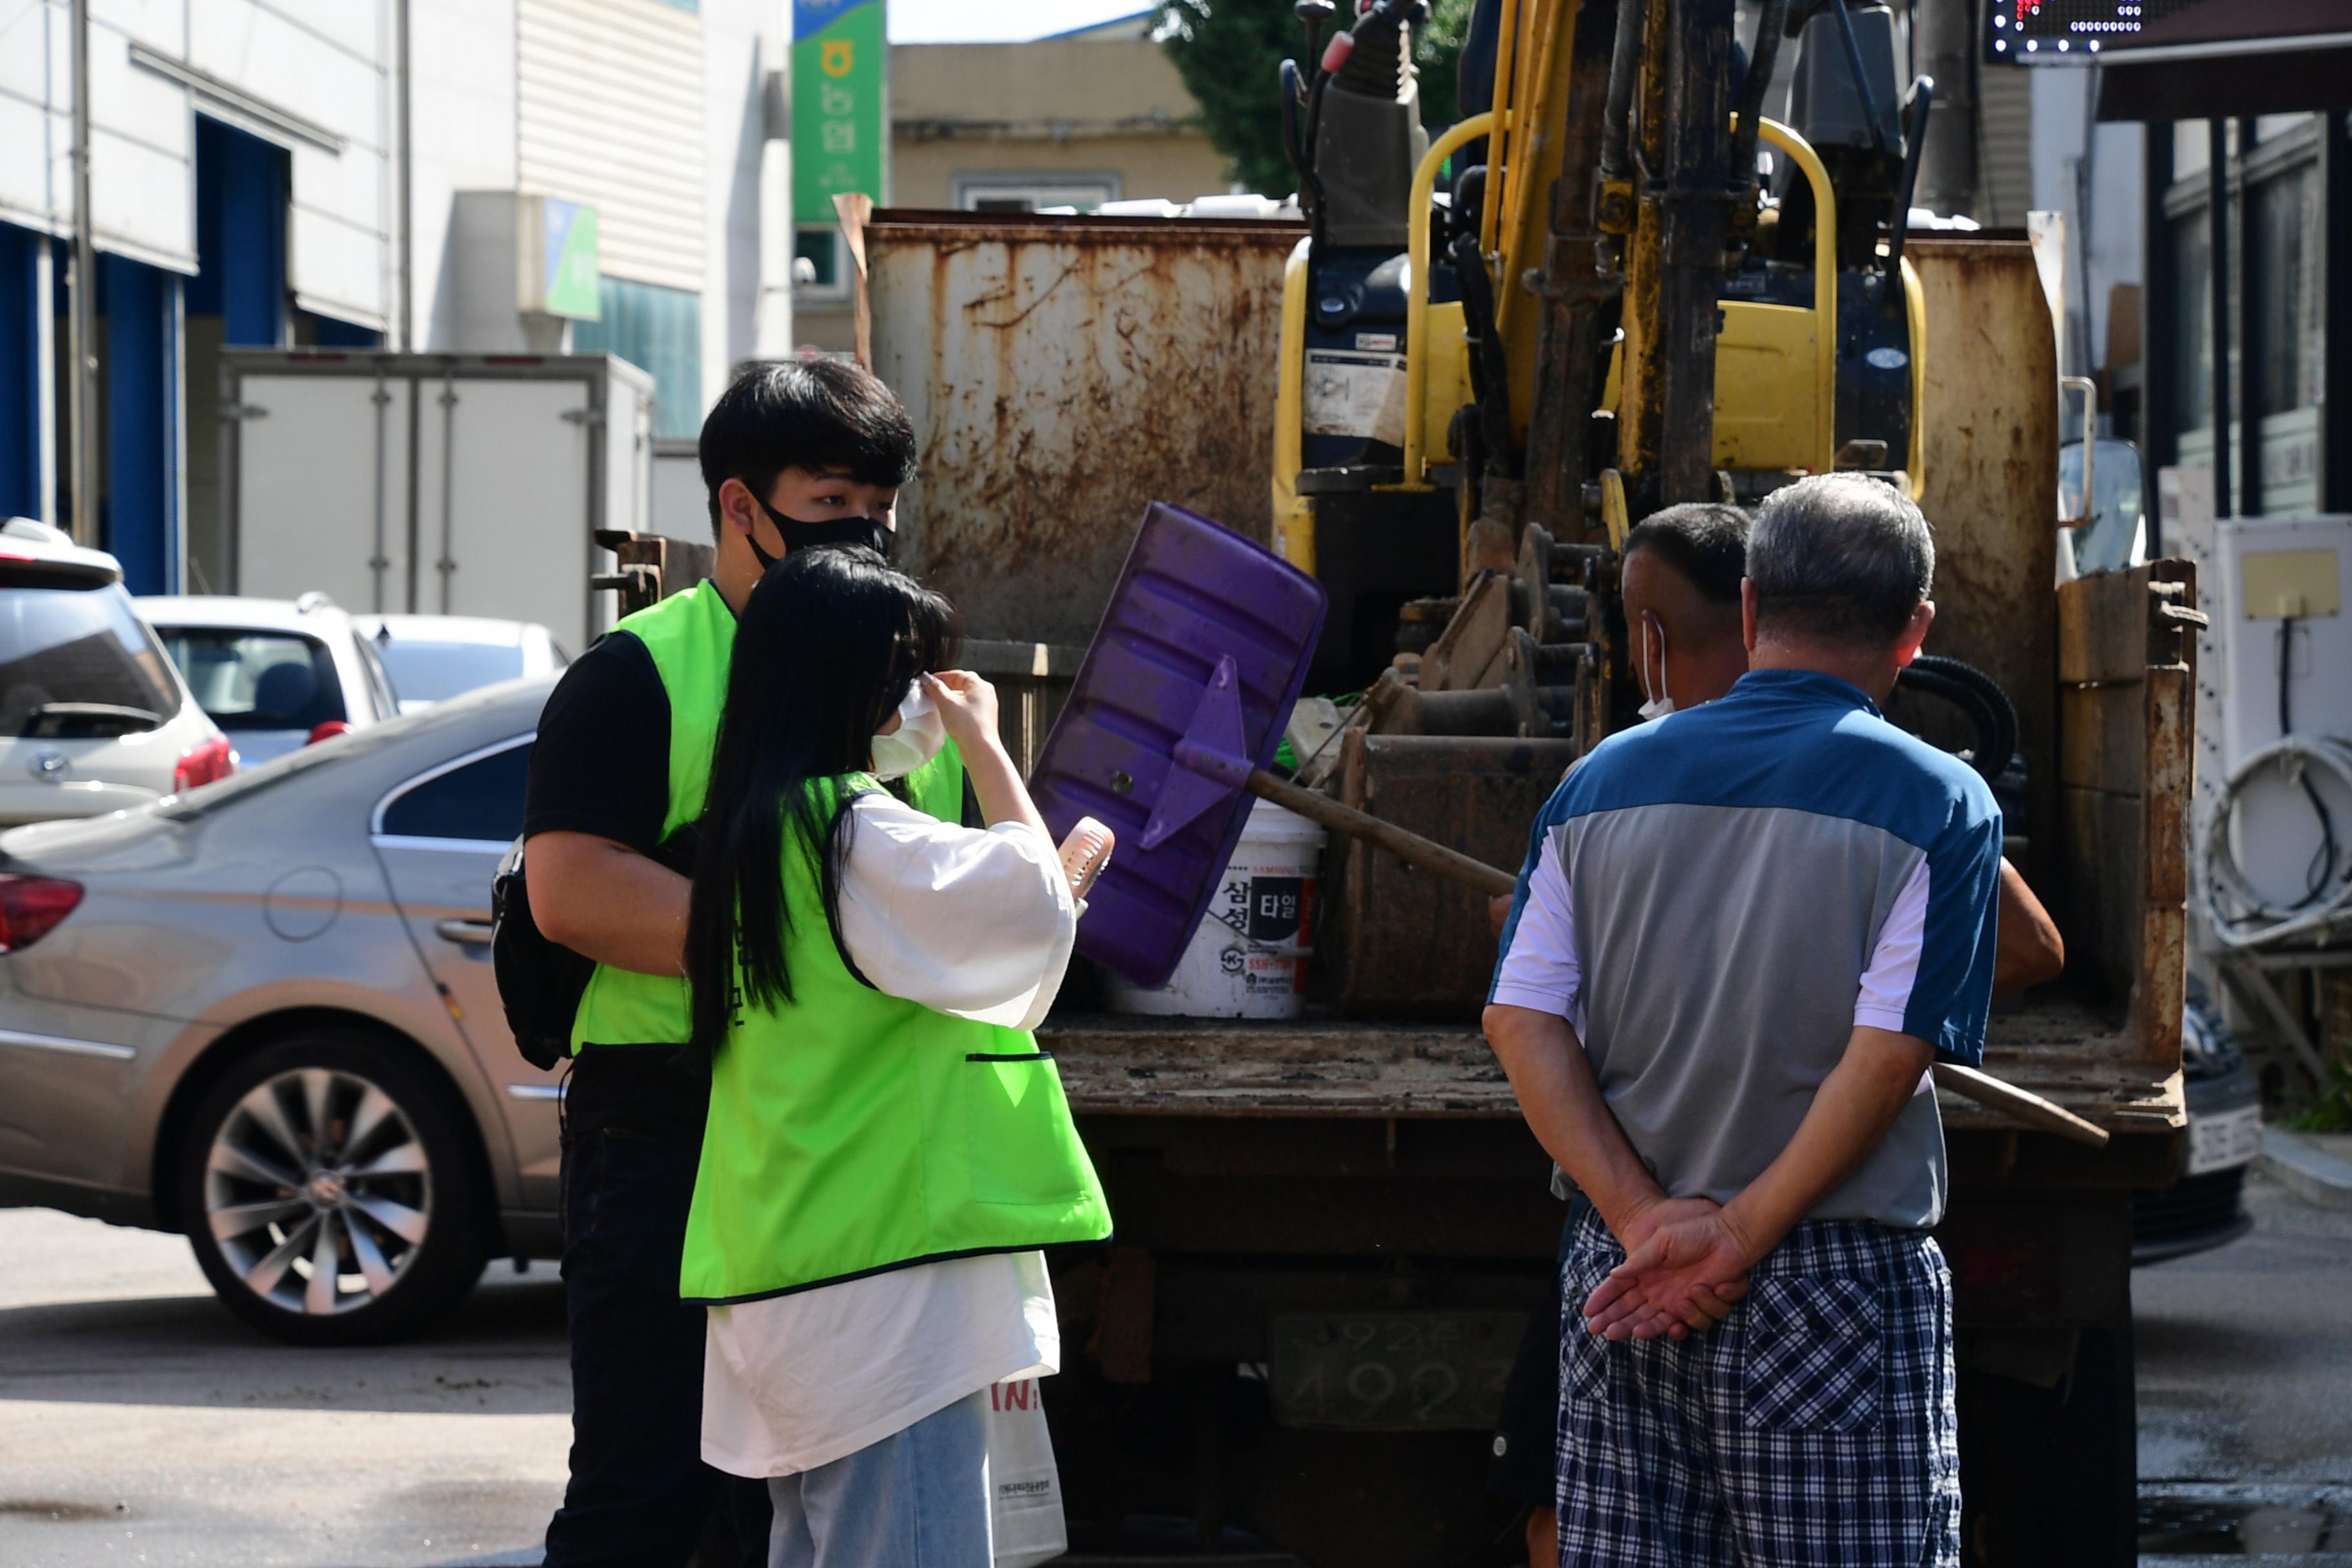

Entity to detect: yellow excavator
[1270,0,1937,718]
[1259,5,2191,1562]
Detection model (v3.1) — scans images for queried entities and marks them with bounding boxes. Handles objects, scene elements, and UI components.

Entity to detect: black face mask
[747,496,893,569]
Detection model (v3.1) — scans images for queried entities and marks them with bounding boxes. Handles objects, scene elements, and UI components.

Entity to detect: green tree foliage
[1157,0,1478,198]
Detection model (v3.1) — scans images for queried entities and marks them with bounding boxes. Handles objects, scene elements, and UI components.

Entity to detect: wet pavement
[0,1167,2347,1564]
[0,1209,568,1567]
[2133,1168,2352,1562]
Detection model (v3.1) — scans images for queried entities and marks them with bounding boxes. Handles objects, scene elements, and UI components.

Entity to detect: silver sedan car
[0,677,564,1344]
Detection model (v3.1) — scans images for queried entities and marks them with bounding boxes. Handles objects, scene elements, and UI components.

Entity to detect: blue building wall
[0,224,43,520]
[191,117,286,349]
[101,255,177,594]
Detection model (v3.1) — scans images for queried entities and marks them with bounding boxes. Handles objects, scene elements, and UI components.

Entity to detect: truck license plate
[1268,1311,1523,1431]
[2188,1104,2262,1175]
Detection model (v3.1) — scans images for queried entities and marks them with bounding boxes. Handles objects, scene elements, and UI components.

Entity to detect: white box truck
[220,350,657,652]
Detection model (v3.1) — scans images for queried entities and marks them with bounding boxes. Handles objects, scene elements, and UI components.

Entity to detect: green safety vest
[680,770,1112,1304]
[568,579,966,1052]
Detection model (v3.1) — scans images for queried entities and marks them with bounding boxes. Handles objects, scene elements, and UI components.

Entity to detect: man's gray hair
[1747,474,1934,646]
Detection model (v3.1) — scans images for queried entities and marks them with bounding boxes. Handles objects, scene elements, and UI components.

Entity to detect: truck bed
[1041,999,2184,1135]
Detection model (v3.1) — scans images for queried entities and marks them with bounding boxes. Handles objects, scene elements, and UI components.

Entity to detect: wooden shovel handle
[1248,769,2112,1148]
[1932,1062,2111,1147]
[1246,769,1518,899]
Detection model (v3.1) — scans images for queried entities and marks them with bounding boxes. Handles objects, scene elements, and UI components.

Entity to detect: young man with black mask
[525,360,963,1567]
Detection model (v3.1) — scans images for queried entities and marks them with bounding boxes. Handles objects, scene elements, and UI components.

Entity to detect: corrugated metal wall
[516,0,705,293]
[1976,64,2035,231]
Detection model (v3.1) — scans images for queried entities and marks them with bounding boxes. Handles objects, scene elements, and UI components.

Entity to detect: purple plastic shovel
[1026,503,1329,988]
[1027,502,1519,990]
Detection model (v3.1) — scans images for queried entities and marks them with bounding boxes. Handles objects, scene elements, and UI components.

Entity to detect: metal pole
[67,0,98,542]
[2142,122,2174,466]
[437,368,456,612]
[2322,111,2352,514]
[2208,118,2231,518]
[395,0,414,350]
[1616,0,1735,509]
[2072,68,2099,390]
[2235,116,2261,518]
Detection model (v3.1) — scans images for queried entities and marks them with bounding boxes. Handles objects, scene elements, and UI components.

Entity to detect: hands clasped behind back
[1583,1199,1752,1342]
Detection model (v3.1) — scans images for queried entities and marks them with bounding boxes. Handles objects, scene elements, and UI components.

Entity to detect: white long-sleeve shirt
[701,794,1077,1480]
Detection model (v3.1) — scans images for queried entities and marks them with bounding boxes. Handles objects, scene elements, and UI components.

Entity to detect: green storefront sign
[793,0,887,224]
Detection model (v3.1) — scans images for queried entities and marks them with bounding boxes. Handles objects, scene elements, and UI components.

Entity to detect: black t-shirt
[524,631,708,1146]
[525,631,671,852]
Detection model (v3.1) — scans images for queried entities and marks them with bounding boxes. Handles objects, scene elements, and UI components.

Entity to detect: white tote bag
[985,1378,1068,1567]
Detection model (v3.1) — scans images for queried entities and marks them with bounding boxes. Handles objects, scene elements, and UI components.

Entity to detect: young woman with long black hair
[678,546,1110,1567]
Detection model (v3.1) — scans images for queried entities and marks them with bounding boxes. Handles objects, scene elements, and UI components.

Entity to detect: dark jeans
[544,1128,770,1568]
[1488,1197,1592,1505]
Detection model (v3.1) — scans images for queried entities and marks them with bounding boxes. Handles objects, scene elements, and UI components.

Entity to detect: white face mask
[869,680,947,780]
[1636,612,1676,721]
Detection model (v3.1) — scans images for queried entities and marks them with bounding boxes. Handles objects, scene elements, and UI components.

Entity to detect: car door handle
[436,918,496,946]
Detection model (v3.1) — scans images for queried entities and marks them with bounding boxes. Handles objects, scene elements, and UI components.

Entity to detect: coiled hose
[1895,654,2018,783]
[2202,614,2352,948]
[2199,733,2352,949]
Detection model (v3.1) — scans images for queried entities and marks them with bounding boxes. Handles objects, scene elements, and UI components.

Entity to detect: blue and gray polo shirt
[1491,667,2003,1230]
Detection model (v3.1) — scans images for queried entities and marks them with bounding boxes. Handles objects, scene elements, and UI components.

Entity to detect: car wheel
[177,1030,489,1345]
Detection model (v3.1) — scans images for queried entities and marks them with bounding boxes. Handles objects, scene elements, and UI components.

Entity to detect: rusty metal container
[1899,237,2062,888]
[1324,734,1579,1018]
[859,209,1306,645]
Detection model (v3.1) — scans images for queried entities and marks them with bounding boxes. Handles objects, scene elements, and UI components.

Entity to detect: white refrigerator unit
[2204,514,2352,922]
[220,351,656,653]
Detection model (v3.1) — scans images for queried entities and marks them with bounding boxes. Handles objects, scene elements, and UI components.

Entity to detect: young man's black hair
[698,359,919,537]
[1622,502,1750,606]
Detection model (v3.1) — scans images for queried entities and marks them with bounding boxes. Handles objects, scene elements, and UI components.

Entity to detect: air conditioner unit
[2208,514,2352,916]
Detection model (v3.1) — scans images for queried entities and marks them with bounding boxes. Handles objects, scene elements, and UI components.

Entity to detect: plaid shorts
[1554,1208,1959,1568]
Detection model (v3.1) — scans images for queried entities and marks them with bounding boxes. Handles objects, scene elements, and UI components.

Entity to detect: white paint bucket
[1102,799,1326,1019]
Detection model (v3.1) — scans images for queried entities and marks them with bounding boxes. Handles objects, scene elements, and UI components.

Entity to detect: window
[0,578,182,736]
[571,277,703,440]
[153,627,344,732]
[796,228,845,297]
[2251,164,2321,418]
[950,175,1121,214]
[372,640,526,708]
[378,741,534,845]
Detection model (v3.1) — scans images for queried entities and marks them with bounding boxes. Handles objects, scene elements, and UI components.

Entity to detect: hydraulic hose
[1596,0,1643,193]
[1825,0,1888,155]
[1727,0,1790,216]
[1885,74,1934,279]
[1896,653,2017,783]
[1280,59,1308,183]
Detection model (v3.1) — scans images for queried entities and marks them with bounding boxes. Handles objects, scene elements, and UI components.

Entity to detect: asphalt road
[1,1170,2347,1567]
[2134,1170,2352,1562]
[0,1213,569,1567]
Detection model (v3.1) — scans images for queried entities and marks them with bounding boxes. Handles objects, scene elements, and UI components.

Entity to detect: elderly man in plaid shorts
[1484,473,1999,1567]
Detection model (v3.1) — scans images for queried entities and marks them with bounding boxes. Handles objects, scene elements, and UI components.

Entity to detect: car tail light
[174,735,235,792]
[306,721,352,746]
[0,875,84,952]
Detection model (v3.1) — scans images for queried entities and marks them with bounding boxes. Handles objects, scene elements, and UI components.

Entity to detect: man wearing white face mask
[1487,504,1754,1562]
[1622,505,1757,722]
[1484,504,2063,1566]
